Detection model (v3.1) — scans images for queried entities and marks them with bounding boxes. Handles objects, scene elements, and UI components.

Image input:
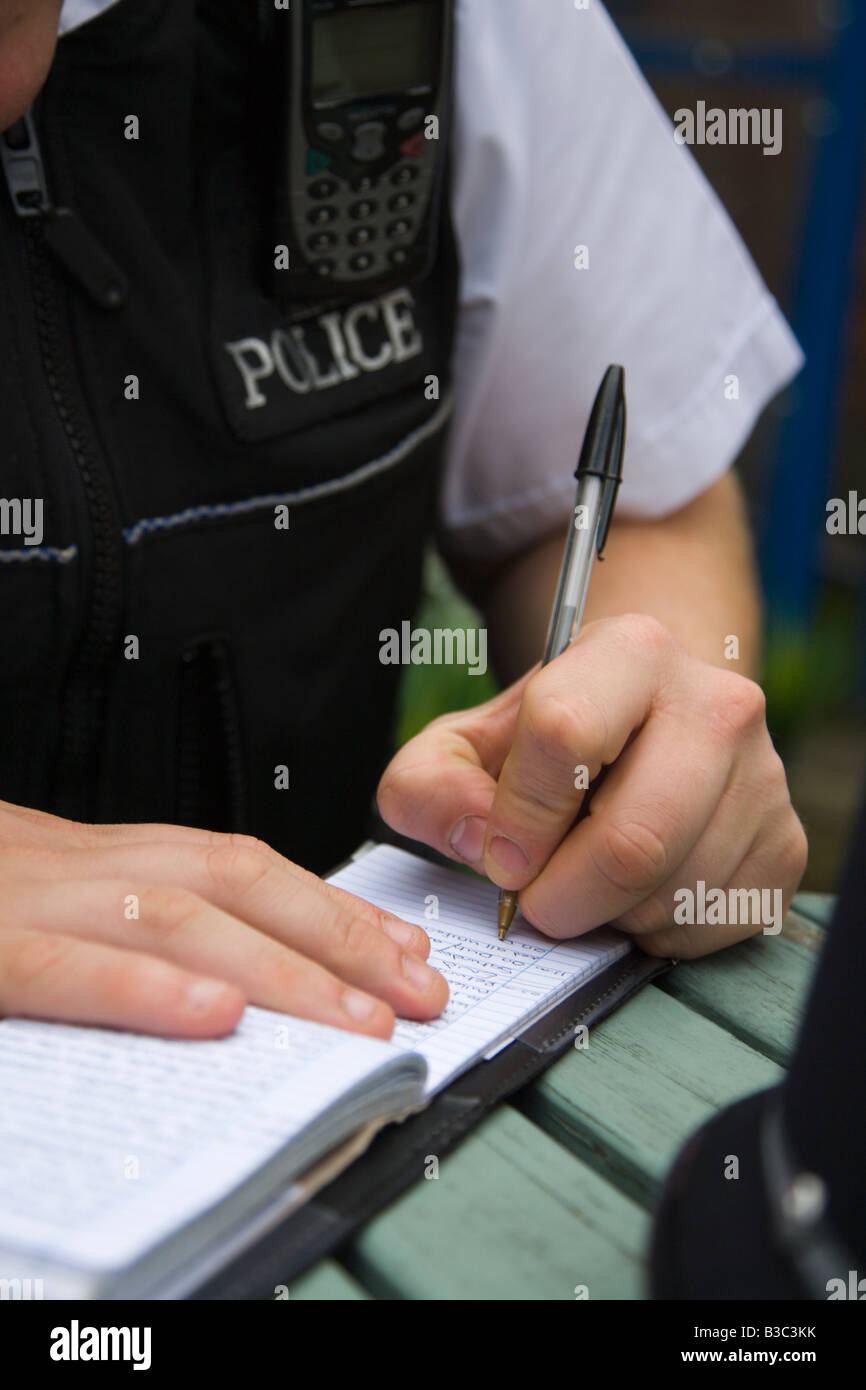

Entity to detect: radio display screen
[311,3,438,105]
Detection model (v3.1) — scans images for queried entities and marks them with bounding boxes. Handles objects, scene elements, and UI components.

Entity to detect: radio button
[351,121,387,163]
[349,252,376,272]
[304,148,333,177]
[399,131,426,159]
[308,231,338,253]
[387,218,413,239]
[388,191,416,213]
[397,107,426,132]
[316,121,345,143]
[307,205,338,225]
[309,177,338,199]
[349,199,378,219]
[391,164,419,186]
[348,226,377,247]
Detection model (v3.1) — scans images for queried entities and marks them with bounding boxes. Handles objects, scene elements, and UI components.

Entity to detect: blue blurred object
[613,4,866,634]
[762,6,866,626]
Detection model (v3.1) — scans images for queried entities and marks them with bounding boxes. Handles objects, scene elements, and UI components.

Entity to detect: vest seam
[122,395,453,546]
[2,399,452,561]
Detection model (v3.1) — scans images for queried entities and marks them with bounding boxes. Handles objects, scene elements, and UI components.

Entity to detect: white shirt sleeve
[58,0,121,36]
[442,0,805,560]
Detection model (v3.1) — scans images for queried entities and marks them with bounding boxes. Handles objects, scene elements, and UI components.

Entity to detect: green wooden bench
[290,894,830,1300]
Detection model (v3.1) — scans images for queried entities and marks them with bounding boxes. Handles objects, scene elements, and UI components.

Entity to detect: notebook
[0,843,634,1299]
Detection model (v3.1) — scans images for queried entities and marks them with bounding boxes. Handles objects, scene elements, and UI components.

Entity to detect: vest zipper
[1,111,128,309]
[1,109,126,817]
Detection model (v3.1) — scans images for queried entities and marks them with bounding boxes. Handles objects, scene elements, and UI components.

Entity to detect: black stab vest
[0,0,460,872]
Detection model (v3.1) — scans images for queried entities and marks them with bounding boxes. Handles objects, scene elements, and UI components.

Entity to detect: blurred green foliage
[763,586,864,748]
[394,552,497,746]
[395,556,864,759]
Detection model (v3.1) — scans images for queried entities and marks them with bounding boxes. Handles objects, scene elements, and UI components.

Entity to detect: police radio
[269,0,454,301]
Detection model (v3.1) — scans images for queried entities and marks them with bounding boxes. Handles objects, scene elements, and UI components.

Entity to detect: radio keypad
[298,145,433,282]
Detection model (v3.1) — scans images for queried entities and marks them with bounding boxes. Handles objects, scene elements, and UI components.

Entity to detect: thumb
[377,729,497,870]
[376,678,531,869]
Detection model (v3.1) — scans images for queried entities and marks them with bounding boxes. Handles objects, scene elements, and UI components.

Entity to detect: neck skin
[0,1,64,131]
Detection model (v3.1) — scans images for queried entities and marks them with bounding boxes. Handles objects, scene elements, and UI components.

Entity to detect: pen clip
[573,365,626,558]
[594,397,625,558]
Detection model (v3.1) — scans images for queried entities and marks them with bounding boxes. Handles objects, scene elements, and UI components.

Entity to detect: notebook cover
[191,946,670,1299]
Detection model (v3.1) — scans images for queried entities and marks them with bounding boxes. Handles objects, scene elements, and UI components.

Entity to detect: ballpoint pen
[497,364,626,941]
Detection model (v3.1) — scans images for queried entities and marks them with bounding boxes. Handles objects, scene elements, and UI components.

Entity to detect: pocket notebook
[0,844,667,1299]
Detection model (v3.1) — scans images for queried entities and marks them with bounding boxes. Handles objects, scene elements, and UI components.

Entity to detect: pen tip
[497,892,518,942]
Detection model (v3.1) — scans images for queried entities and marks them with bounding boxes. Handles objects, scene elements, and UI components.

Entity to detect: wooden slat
[343,1105,647,1300]
[290,1259,372,1300]
[781,907,827,954]
[791,891,836,928]
[658,929,818,1066]
[520,984,781,1207]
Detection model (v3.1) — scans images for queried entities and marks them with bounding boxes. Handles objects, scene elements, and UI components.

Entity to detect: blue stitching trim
[123,397,452,546]
[0,544,77,564]
[123,493,297,547]
[0,402,453,559]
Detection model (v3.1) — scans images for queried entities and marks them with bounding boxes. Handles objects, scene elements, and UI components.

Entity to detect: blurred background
[396,0,866,894]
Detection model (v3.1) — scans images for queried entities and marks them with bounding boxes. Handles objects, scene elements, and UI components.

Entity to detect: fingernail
[342,988,377,1022]
[450,814,487,864]
[403,953,439,993]
[186,979,232,1013]
[489,835,529,875]
[382,918,417,948]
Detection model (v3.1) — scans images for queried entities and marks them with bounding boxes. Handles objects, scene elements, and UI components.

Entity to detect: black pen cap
[575,364,626,557]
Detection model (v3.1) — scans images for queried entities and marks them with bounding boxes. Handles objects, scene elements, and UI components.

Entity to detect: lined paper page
[329,845,630,1095]
[0,1008,415,1273]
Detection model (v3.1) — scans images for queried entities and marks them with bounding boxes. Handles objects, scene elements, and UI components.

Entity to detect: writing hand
[378,615,807,957]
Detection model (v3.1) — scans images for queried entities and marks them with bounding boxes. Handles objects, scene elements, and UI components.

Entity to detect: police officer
[0,0,807,1042]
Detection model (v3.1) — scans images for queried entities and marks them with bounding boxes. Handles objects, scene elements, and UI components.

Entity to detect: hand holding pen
[378,361,806,962]
[497,365,626,938]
